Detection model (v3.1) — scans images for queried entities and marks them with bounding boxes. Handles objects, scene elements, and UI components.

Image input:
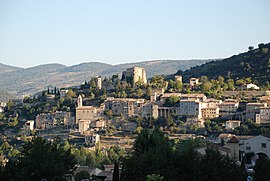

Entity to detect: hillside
[0,63,22,73]
[181,43,270,85]
[0,60,212,97]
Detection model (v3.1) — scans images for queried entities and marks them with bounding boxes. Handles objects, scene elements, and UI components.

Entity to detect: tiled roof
[227,136,239,143]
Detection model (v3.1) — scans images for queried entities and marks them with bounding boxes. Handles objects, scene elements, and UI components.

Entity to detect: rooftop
[227,136,239,143]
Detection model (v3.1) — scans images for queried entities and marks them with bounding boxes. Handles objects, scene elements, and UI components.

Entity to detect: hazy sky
[1,0,270,68]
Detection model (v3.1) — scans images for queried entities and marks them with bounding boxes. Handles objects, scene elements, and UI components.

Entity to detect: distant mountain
[0,63,22,73]
[181,43,270,85]
[0,60,212,97]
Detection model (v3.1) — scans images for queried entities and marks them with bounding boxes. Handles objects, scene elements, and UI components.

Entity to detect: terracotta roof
[227,136,239,143]
[218,133,234,139]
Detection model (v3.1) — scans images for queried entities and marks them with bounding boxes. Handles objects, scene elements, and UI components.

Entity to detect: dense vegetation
[0,136,126,180]
[121,128,246,181]
[0,137,76,181]
[181,43,270,85]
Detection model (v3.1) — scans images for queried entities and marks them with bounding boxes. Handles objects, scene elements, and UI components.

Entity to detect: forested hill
[181,43,270,85]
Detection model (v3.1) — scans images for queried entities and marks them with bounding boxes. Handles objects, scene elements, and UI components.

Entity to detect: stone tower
[122,67,147,85]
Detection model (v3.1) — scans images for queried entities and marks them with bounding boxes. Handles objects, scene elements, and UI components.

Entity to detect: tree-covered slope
[182,43,270,85]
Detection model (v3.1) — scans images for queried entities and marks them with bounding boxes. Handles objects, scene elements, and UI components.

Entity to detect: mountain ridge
[0,63,22,73]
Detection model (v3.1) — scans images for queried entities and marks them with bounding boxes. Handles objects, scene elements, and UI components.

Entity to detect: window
[246,146,251,150]
[262,143,267,148]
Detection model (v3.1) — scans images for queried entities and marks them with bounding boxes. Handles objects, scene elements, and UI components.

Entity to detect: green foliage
[0,137,76,181]
[198,148,246,181]
[164,95,180,107]
[121,128,173,181]
[121,128,245,181]
[183,43,270,86]
[254,157,270,181]
[146,174,164,181]
[75,171,90,181]
[150,76,168,89]
[66,89,77,98]
[233,119,261,135]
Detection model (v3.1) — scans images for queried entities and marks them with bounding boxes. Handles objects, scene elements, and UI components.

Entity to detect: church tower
[77,95,83,108]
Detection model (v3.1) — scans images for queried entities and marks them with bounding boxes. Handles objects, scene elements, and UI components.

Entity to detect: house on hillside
[239,135,270,164]
[225,120,241,131]
[245,83,260,90]
[189,78,199,86]
[85,133,100,146]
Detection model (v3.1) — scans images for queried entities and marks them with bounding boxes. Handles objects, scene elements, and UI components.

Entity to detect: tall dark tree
[121,128,174,181]
[199,148,246,181]
[0,137,76,181]
[254,157,270,181]
[113,161,120,181]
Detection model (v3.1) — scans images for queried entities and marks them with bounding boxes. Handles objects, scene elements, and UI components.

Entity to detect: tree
[121,128,173,181]
[113,161,120,181]
[174,80,183,92]
[236,79,246,86]
[248,46,254,51]
[75,171,90,181]
[226,79,235,90]
[199,148,246,181]
[66,89,76,98]
[1,137,76,181]
[200,76,209,83]
[137,88,143,98]
[201,81,212,93]
[254,157,270,181]
[6,100,13,111]
[146,174,164,181]
[164,96,180,107]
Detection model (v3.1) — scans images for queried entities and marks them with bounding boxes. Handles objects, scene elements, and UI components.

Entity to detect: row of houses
[30,92,270,135]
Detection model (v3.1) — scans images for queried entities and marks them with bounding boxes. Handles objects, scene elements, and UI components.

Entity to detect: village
[1,66,270,180]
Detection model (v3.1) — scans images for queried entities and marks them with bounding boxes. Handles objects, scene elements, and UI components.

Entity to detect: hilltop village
[1,65,270,180]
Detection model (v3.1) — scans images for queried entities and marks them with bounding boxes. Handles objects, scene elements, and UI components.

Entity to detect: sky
[0,0,270,68]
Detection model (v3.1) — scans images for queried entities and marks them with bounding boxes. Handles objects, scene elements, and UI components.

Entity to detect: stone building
[94,76,102,90]
[201,107,219,119]
[239,135,270,164]
[122,67,147,84]
[255,107,270,124]
[85,133,100,146]
[174,75,182,82]
[179,100,202,119]
[158,107,180,117]
[104,97,158,119]
[219,99,239,117]
[189,78,199,86]
[76,95,100,132]
[141,102,159,119]
[35,111,73,130]
[200,99,220,119]
[180,94,207,102]
[246,102,267,121]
